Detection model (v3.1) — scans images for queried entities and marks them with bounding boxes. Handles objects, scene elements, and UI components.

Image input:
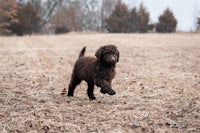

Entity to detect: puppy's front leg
[95,79,116,95]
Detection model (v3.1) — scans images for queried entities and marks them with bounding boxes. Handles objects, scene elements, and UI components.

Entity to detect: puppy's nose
[111,56,116,62]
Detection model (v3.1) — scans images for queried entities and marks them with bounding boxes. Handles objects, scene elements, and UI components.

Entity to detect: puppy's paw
[100,88,116,95]
[100,89,107,94]
[107,89,116,95]
[89,96,97,101]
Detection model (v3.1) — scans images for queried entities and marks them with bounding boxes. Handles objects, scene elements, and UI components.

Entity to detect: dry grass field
[0,33,200,133]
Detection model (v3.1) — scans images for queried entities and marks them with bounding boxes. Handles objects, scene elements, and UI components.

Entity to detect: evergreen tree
[197,16,200,31]
[129,7,137,32]
[0,0,18,35]
[156,8,177,33]
[135,3,150,33]
[105,1,130,33]
[13,2,41,35]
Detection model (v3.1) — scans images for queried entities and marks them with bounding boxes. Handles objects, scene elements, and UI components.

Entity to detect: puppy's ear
[95,47,103,60]
[117,51,120,62]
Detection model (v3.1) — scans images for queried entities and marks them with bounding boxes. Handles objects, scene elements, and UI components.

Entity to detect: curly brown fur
[67,45,120,100]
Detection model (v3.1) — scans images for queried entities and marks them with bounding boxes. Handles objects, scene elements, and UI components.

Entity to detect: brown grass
[0,33,200,132]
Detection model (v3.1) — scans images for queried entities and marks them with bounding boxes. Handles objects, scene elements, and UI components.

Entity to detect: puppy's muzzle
[110,55,118,63]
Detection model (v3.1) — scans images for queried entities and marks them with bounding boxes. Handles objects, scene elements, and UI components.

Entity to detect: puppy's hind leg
[87,82,96,100]
[67,77,81,97]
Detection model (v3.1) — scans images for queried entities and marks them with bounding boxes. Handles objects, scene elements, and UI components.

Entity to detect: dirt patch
[0,33,200,132]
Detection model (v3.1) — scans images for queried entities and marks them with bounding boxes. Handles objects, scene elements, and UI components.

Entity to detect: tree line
[101,1,178,33]
[0,0,199,36]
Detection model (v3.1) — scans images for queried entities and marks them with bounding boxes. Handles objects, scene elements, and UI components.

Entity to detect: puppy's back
[73,57,97,82]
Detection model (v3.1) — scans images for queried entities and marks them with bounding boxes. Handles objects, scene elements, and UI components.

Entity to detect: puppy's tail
[79,46,86,58]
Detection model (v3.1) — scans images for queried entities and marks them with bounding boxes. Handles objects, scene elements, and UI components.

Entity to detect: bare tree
[79,0,101,31]
[101,0,117,32]
[41,0,58,27]
[51,6,81,32]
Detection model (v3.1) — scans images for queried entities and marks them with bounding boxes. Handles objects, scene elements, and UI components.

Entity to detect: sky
[124,0,200,31]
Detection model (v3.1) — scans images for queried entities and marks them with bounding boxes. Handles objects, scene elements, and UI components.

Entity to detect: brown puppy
[67,45,119,100]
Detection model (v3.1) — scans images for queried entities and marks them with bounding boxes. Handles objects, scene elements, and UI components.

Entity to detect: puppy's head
[95,45,119,65]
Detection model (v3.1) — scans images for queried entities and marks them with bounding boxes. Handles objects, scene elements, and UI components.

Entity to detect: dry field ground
[0,33,200,133]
